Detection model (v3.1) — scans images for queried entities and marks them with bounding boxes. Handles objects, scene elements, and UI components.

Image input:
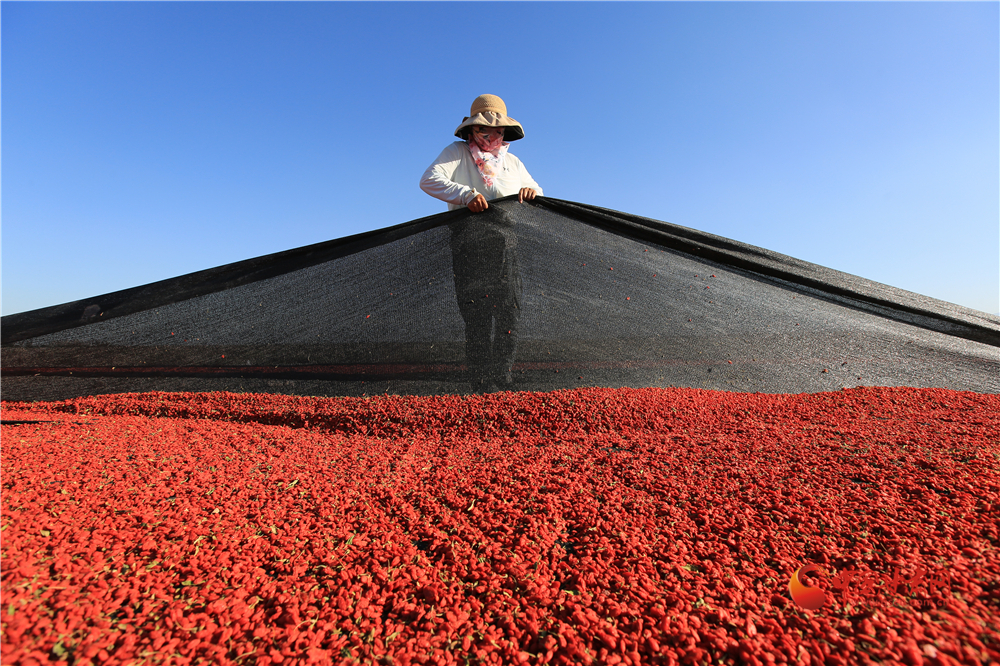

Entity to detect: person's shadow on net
[449,204,523,393]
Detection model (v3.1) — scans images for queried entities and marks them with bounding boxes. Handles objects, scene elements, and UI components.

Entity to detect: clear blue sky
[3,2,998,317]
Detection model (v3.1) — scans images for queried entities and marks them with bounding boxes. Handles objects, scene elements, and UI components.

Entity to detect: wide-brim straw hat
[454,94,525,142]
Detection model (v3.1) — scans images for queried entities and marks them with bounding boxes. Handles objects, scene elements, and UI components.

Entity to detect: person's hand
[468,194,489,213]
[518,188,537,203]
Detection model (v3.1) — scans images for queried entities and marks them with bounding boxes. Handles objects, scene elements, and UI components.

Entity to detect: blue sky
[3,2,998,316]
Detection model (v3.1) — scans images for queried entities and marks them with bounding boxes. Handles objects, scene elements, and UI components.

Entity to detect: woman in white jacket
[420,95,542,392]
[420,94,542,211]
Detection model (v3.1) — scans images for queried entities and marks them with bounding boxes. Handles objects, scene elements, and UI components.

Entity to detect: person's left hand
[518,188,537,203]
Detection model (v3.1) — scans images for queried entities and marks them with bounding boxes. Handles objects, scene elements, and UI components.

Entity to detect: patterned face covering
[471,126,506,153]
[467,126,509,189]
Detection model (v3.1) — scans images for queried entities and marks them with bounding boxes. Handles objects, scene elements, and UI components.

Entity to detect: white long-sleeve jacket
[420,141,543,211]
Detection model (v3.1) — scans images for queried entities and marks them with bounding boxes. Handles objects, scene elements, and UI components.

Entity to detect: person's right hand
[468,194,488,213]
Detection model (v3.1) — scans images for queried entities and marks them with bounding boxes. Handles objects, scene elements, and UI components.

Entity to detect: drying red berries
[1,387,996,665]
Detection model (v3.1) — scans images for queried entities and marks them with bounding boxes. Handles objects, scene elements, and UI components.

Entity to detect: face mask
[471,127,505,153]
[466,127,509,189]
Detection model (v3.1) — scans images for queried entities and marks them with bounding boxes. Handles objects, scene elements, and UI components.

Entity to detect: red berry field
[2,387,998,665]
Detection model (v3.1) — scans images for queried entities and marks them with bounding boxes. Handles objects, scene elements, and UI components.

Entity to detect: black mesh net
[3,196,998,401]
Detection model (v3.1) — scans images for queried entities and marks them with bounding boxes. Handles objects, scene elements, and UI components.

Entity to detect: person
[419,94,543,393]
[419,94,542,211]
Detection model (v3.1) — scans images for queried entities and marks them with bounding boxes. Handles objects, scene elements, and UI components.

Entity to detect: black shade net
[3,197,998,402]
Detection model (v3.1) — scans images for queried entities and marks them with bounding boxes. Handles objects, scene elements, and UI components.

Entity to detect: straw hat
[454,94,525,142]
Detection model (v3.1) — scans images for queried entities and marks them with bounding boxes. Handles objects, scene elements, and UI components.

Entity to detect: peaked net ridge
[3,196,998,402]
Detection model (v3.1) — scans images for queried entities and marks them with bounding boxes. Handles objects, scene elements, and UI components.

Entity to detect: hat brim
[454,111,525,141]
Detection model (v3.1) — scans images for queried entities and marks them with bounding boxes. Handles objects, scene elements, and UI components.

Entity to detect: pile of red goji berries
[2,386,998,665]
